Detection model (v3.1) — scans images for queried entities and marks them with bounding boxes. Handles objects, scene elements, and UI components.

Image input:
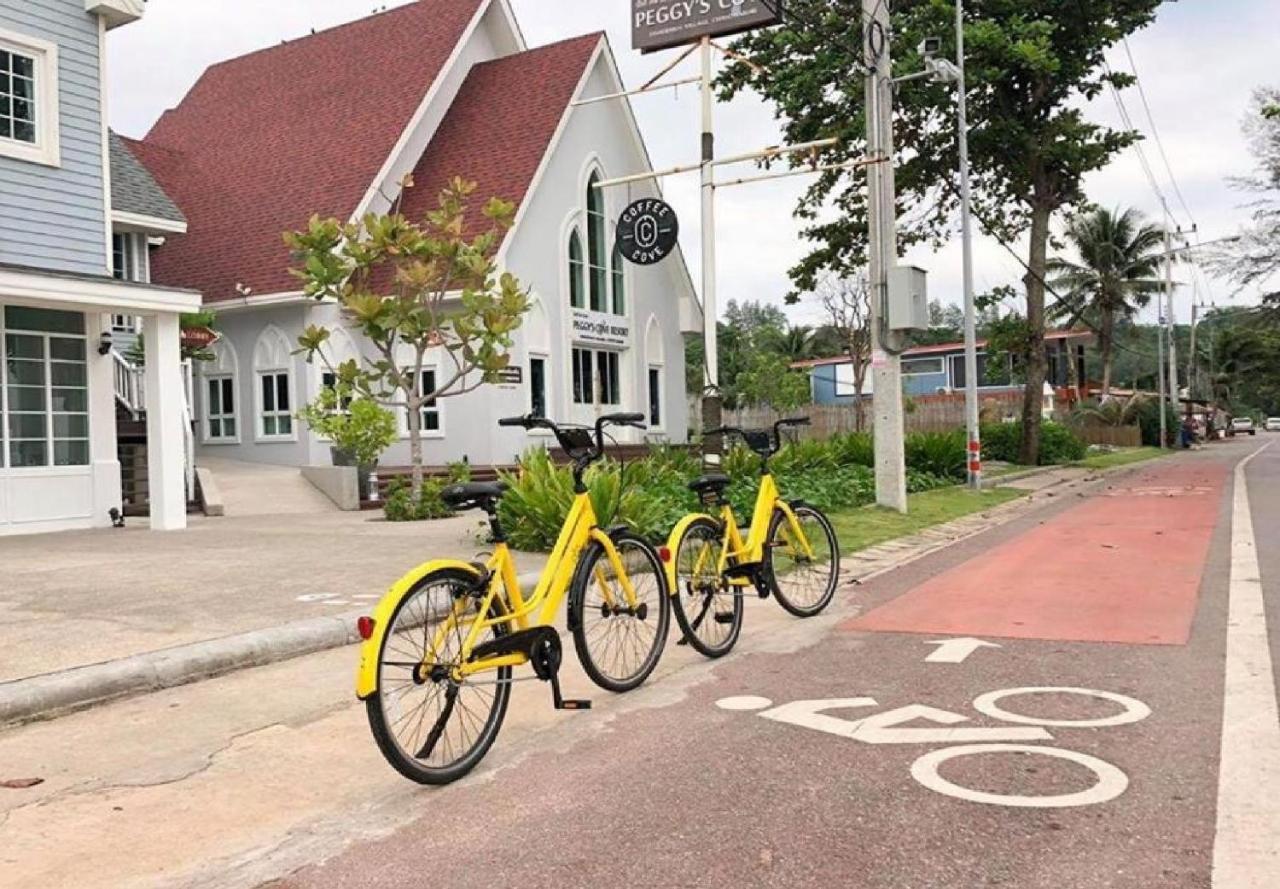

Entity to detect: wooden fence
[690,393,1142,447]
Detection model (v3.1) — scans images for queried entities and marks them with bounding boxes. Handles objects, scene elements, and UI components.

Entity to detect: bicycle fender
[355,559,485,700]
[663,512,718,591]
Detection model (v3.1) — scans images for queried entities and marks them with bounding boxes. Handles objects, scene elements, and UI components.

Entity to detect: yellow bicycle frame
[664,472,816,592]
[356,490,641,699]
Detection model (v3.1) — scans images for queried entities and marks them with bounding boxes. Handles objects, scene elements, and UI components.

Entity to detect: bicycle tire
[763,505,840,618]
[366,568,512,785]
[670,516,743,658]
[569,530,671,692]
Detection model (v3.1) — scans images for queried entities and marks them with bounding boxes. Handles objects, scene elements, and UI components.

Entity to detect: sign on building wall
[572,309,632,348]
[632,0,784,53]
[617,198,680,265]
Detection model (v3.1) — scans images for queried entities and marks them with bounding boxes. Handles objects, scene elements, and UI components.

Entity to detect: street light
[897,6,979,489]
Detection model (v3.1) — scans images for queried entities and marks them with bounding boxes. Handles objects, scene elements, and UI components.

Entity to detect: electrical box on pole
[887,265,929,331]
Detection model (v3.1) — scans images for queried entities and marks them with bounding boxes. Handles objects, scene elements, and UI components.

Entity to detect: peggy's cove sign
[633,0,784,53]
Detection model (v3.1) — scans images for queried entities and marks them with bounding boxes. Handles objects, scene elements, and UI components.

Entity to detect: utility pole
[1166,227,1180,420]
[865,0,908,512]
[698,35,722,455]
[1163,225,1176,436]
[955,0,980,490]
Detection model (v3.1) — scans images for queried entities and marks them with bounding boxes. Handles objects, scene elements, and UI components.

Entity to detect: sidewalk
[0,509,541,684]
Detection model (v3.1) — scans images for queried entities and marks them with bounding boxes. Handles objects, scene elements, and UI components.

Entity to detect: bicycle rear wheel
[570,531,671,692]
[671,516,743,658]
[366,568,511,785]
[763,505,840,617]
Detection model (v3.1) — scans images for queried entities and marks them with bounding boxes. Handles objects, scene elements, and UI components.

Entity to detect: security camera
[919,37,942,58]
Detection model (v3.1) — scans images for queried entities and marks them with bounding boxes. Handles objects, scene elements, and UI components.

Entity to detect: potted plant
[299,387,398,500]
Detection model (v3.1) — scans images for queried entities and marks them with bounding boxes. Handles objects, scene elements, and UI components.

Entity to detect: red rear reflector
[357,616,375,640]
[658,546,672,563]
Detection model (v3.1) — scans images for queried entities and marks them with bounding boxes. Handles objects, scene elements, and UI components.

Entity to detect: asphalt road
[266,439,1280,889]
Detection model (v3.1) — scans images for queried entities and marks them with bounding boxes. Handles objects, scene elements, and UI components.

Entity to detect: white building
[0,0,198,535]
[133,0,699,472]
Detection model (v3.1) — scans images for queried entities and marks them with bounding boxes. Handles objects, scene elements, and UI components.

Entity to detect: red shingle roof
[140,0,487,302]
[399,33,601,241]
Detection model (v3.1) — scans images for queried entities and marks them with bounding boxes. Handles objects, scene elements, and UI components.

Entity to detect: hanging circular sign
[616,199,679,266]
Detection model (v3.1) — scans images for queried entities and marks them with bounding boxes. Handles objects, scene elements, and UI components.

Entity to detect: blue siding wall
[0,0,106,275]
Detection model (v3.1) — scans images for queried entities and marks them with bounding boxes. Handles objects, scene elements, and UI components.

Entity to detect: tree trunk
[853,363,868,432]
[407,390,424,496]
[1019,201,1052,466]
[1099,305,1115,398]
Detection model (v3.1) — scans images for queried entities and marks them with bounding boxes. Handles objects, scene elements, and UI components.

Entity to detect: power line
[1121,38,1197,229]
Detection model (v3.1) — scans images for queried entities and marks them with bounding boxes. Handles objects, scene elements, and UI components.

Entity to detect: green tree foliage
[287,177,530,496]
[1049,206,1166,395]
[734,351,813,410]
[721,0,1164,464]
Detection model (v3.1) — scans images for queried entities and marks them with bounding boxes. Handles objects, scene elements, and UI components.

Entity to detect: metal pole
[1157,238,1168,448]
[865,0,908,513]
[1187,298,1198,402]
[699,35,723,456]
[956,0,980,490]
[1166,228,1180,419]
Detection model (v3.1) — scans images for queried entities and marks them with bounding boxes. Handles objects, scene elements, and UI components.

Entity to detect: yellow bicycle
[666,418,840,658]
[355,413,671,785]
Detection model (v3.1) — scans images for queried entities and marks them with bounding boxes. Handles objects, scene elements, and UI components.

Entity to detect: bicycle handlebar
[497,413,648,470]
[702,417,812,459]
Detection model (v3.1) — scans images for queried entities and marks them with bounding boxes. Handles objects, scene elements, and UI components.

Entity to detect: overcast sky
[107,0,1279,328]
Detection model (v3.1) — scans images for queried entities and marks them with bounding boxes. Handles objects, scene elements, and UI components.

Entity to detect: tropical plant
[981,421,1086,466]
[904,430,968,481]
[383,477,452,522]
[732,351,812,410]
[1072,394,1148,428]
[1049,207,1165,396]
[288,177,531,504]
[297,389,398,469]
[721,0,1164,465]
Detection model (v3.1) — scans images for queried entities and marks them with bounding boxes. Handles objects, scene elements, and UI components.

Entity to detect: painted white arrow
[925,637,1001,664]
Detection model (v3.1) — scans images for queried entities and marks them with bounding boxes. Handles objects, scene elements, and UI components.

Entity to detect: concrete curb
[0,571,541,728]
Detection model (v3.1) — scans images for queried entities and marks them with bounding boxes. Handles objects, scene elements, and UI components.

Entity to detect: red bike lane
[274,451,1249,889]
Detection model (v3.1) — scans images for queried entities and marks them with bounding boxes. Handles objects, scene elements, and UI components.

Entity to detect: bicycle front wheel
[671,516,743,658]
[763,505,840,617]
[570,531,671,692]
[365,568,511,785]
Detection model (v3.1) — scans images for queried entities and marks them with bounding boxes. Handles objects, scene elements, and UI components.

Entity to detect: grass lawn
[1073,447,1167,471]
[829,486,1028,554]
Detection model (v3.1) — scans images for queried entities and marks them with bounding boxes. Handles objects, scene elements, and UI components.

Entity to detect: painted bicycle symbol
[716,686,1150,808]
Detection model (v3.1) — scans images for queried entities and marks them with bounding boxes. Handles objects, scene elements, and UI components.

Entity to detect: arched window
[253,326,294,440]
[202,338,239,443]
[568,229,585,309]
[611,243,626,316]
[586,172,607,312]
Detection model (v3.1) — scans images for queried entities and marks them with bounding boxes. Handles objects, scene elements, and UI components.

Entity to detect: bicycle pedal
[556,699,593,711]
[713,612,737,624]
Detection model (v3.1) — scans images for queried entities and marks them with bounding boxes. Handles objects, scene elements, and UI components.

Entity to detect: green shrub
[829,431,875,467]
[384,477,453,522]
[980,421,1086,465]
[497,449,694,551]
[904,429,967,480]
[446,460,473,484]
[1132,399,1179,447]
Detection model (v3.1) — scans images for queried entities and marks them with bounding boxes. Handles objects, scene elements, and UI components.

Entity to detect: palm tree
[769,324,818,363]
[1049,207,1166,397]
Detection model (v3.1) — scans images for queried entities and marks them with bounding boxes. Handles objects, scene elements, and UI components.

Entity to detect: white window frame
[902,356,946,377]
[400,366,444,439]
[529,353,550,424]
[0,306,89,469]
[0,28,61,167]
[647,365,664,431]
[256,370,294,441]
[202,374,238,444]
